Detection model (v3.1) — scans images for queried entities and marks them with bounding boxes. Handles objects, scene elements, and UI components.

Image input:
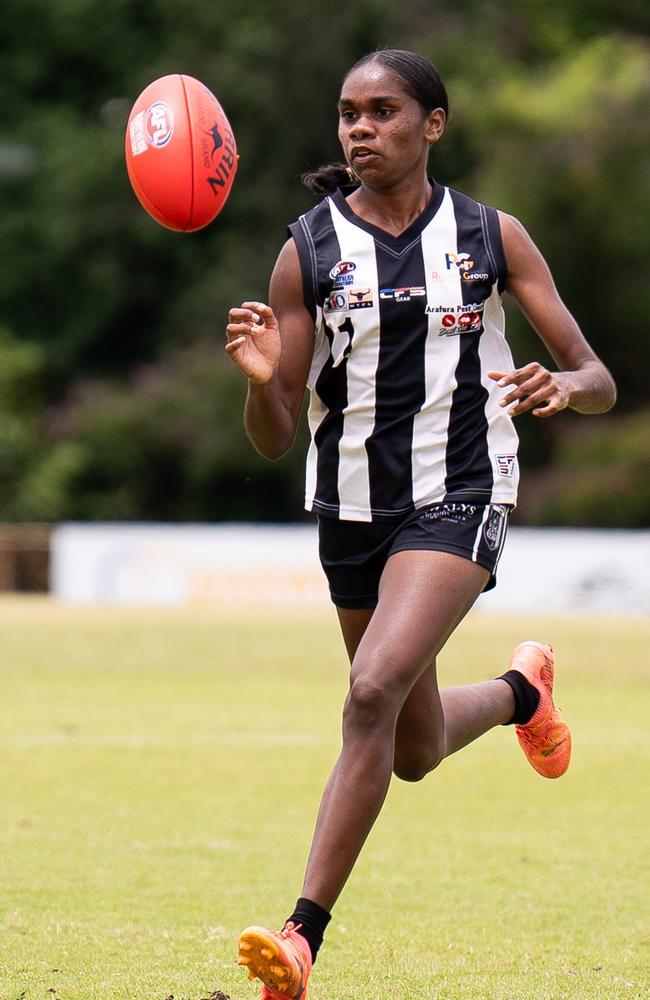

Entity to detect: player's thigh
[336,607,374,664]
[351,549,489,696]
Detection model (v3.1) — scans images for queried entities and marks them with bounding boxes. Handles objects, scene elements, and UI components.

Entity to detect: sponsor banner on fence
[51,524,328,608]
[51,523,650,615]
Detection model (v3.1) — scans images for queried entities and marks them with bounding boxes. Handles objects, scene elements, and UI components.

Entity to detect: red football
[125,74,238,232]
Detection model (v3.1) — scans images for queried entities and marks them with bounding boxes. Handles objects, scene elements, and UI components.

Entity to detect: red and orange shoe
[238,921,312,1000]
[510,641,572,779]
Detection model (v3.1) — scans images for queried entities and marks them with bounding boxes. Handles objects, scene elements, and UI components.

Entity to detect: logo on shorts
[483,506,507,551]
[419,503,477,523]
[496,454,516,478]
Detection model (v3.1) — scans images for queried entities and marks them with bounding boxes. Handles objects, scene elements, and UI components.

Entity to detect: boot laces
[280,920,302,938]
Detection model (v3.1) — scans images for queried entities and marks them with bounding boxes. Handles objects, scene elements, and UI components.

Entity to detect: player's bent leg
[393,663,446,781]
[300,550,493,909]
[238,921,312,1000]
[337,608,446,782]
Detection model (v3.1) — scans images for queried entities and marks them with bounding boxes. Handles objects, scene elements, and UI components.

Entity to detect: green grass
[0,597,648,1000]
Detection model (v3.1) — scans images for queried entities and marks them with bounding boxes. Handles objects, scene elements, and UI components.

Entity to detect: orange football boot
[510,641,572,778]
[238,921,312,1000]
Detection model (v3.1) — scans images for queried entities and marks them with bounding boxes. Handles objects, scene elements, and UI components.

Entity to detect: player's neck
[348,176,434,237]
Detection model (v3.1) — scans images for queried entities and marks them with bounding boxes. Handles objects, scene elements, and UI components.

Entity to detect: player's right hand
[226,301,281,385]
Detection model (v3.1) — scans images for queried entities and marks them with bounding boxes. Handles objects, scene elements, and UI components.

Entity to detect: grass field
[0,597,648,1000]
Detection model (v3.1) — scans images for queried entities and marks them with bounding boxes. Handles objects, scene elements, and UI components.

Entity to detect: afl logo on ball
[145,101,174,148]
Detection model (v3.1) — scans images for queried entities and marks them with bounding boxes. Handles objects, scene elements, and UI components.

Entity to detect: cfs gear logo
[379,286,426,302]
[145,102,174,148]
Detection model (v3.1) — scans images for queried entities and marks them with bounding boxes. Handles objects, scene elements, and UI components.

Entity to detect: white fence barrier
[51,523,650,615]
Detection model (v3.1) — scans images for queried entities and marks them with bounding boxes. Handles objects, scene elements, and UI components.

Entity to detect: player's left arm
[488,212,617,418]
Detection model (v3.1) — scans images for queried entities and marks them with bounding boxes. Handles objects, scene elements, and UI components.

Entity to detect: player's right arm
[226,238,315,460]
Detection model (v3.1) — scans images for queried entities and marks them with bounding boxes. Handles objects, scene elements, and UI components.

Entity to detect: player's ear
[424,108,446,144]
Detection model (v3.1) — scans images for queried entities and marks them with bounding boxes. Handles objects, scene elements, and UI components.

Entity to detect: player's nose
[349,116,375,140]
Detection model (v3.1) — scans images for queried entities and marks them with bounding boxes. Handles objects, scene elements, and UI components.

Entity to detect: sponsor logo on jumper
[425,301,485,336]
[348,288,373,309]
[436,311,483,337]
[483,505,507,551]
[145,101,174,148]
[458,312,482,331]
[329,260,356,279]
[445,252,474,271]
[323,291,348,313]
[425,301,485,315]
[379,286,426,302]
[496,454,516,478]
[445,252,489,281]
[419,503,478,523]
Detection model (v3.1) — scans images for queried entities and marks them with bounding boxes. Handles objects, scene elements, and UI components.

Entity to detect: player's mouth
[350,145,380,163]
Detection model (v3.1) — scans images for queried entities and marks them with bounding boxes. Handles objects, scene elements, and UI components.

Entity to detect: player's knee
[393,740,445,782]
[344,674,398,732]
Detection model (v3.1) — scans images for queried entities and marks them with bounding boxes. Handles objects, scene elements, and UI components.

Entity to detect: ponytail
[302,163,356,195]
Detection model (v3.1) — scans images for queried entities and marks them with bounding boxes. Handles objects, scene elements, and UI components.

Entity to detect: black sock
[287,897,331,963]
[498,669,540,725]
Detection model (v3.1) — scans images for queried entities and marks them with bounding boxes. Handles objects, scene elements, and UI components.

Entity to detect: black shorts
[318,502,510,609]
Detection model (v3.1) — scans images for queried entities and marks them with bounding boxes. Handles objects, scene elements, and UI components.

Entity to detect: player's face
[338,63,445,190]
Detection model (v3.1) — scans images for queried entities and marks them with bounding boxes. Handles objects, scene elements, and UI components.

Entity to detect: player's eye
[339,110,357,122]
[375,108,393,118]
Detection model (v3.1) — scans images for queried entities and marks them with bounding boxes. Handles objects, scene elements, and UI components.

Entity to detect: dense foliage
[0,0,648,524]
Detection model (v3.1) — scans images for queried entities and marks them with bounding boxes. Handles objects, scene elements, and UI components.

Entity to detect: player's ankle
[497,669,540,725]
[286,897,331,962]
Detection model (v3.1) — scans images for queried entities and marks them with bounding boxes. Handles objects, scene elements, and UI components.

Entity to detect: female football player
[225,48,616,1000]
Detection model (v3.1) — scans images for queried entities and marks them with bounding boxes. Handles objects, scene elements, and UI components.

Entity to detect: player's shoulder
[289,191,337,234]
[446,184,501,218]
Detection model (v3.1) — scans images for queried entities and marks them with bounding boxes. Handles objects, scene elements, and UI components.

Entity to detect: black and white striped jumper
[288,183,520,523]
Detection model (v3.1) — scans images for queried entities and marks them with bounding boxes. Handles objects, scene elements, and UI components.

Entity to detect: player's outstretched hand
[488,363,572,418]
[226,302,281,385]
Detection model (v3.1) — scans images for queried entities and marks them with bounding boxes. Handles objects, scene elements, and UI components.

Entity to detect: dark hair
[349,49,448,118]
[302,49,448,195]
